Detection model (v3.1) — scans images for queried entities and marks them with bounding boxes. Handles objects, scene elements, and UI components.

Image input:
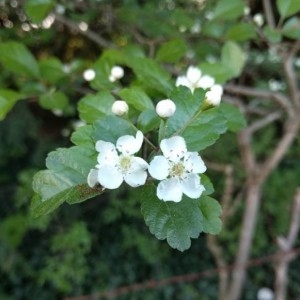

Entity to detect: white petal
[211,84,223,95]
[175,76,190,88]
[181,174,205,199]
[148,155,170,180]
[97,165,123,189]
[130,156,149,172]
[184,152,207,173]
[197,75,215,89]
[96,141,119,165]
[87,168,98,188]
[124,169,148,187]
[186,66,202,84]
[160,136,187,162]
[157,178,183,202]
[205,90,222,106]
[116,131,143,155]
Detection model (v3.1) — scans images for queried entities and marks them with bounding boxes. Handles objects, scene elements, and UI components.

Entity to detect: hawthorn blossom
[175,65,215,92]
[111,100,129,116]
[109,65,124,82]
[87,131,148,189]
[148,136,206,202]
[156,99,176,118]
[205,84,223,106]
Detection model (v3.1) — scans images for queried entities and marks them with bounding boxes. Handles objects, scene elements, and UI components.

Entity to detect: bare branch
[247,111,282,134]
[263,0,276,29]
[225,85,293,117]
[54,14,116,49]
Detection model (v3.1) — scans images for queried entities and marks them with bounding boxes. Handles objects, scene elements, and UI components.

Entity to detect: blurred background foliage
[0,0,300,299]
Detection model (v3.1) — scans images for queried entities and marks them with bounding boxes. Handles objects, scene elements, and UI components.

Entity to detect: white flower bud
[156,99,176,118]
[205,84,223,106]
[111,100,128,116]
[257,287,274,300]
[109,65,124,82]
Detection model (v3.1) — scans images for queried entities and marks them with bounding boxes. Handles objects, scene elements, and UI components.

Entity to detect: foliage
[1,0,300,299]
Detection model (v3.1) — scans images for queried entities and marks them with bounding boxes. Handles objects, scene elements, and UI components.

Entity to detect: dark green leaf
[140,185,204,251]
[263,26,282,43]
[226,23,256,41]
[156,39,187,63]
[0,89,24,120]
[119,87,154,111]
[213,0,244,20]
[282,17,300,39]
[221,41,245,77]
[0,41,39,78]
[78,91,115,123]
[24,0,54,23]
[39,91,69,110]
[71,125,94,147]
[276,0,300,18]
[219,103,246,132]
[39,57,66,84]
[137,109,160,133]
[199,196,222,234]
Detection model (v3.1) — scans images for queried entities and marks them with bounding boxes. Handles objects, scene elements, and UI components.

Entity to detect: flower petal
[130,156,149,172]
[116,131,143,155]
[97,165,123,189]
[124,169,148,187]
[160,136,187,162]
[184,152,207,173]
[96,141,118,165]
[157,178,183,202]
[175,75,190,88]
[181,174,205,199]
[186,66,202,84]
[197,75,215,89]
[87,168,99,188]
[148,155,170,180]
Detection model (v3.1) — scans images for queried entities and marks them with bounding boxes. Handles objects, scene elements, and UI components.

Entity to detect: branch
[275,188,300,300]
[247,111,282,134]
[263,0,275,29]
[225,85,293,117]
[54,13,116,49]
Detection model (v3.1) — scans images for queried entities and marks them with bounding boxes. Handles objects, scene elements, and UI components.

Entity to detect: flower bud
[109,65,124,82]
[156,99,176,118]
[112,100,128,116]
[205,84,223,106]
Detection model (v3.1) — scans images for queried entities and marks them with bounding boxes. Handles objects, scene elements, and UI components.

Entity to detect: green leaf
[0,89,24,120]
[137,109,160,133]
[200,62,234,83]
[92,115,135,143]
[276,0,300,18]
[165,87,206,136]
[221,41,245,77]
[182,108,227,151]
[0,41,39,78]
[201,174,214,196]
[226,23,256,41]
[39,91,69,110]
[199,196,222,234]
[213,0,244,20]
[78,91,115,123]
[263,26,282,43]
[31,145,103,217]
[24,0,54,23]
[140,185,204,251]
[129,57,173,94]
[119,87,154,111]
[282,17,300,39]
[71,125,94,147]
[39,57,66,84]
[219,103,246,132]
[155,39,187,63]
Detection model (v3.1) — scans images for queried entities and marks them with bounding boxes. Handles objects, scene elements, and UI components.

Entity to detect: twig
[262,0,275,29]
[274,188,300,300]
[247,111,282,134]
[54,14,116,49]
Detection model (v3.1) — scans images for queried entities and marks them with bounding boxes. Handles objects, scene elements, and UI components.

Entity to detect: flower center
[119,155,132,172]
[170,162,185,177]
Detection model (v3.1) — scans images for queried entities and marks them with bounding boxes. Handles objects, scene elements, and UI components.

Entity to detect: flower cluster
[176,65,223,106]
[109,65,124,82]
[88,132,206,203]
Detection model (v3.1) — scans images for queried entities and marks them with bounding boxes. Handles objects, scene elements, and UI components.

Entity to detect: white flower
[257,287,274,300]
[148,136,206,202]
[205,84,223,106]
[83,69,96,81]
[176,65,215,92]
[111,100,129,116]
[87,131,148,189]
[109,65,124,82]
[156,99,176,118]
